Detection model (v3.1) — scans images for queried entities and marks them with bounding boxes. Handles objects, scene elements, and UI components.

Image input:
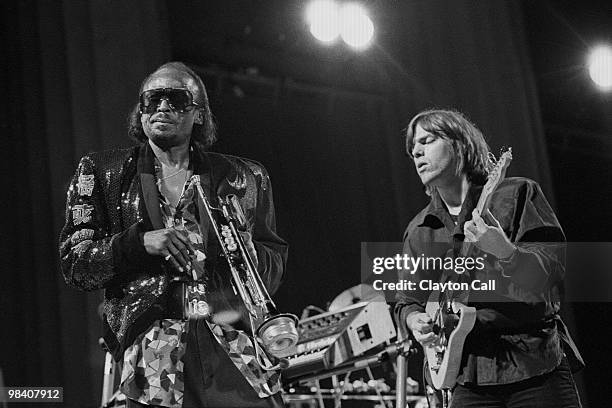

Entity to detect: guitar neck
[474,189,492,216]
[459,148,513,258]
[459,188,490,258]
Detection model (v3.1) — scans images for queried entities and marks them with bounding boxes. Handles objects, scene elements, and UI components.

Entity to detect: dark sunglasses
[139,88,199,114]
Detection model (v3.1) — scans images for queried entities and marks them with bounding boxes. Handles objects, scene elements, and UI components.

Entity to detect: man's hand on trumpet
[143,228,196,273]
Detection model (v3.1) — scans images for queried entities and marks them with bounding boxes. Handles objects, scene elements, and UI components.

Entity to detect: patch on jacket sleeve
[70,228,95,244]
[226,163,247,191]
[228,169,247,191]
[72,204,94,225]
[77,174,95,196]
[246,163,268,191]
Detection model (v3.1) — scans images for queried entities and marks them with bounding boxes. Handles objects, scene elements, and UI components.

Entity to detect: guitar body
[425,293,477,390]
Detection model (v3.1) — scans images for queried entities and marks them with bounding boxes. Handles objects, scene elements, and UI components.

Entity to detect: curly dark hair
[405,109,491,186]
[127,62,217,149]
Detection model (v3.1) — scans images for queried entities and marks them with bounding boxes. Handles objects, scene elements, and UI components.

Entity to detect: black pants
[450,358,581,408]
[127,319,284,408]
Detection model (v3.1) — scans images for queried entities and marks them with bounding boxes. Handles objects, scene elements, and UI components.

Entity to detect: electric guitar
[424,148,513,393]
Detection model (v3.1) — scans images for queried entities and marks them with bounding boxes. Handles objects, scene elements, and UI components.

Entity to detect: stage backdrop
[2,1,581,407]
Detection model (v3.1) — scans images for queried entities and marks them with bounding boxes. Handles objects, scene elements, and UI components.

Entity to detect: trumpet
[191,175,299,359]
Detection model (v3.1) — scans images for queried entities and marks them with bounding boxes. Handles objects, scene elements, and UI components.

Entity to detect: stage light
[588,45,612,90]
[306,0,340,43]
[339,3,374,49]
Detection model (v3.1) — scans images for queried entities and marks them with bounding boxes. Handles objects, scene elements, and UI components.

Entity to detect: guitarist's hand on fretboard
[463,208,516,259]
[406,311,438,347]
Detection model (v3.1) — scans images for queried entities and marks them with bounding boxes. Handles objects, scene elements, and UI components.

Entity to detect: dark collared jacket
[395,177,583,385]
[59,143,287,360]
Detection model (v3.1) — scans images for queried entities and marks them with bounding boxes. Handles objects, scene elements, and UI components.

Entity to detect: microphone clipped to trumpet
[190,175,299,363]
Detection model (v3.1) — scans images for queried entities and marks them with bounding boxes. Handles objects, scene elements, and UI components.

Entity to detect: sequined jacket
[59,143,288,359]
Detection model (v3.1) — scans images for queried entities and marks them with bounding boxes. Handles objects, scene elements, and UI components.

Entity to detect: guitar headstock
[478,148,513,211]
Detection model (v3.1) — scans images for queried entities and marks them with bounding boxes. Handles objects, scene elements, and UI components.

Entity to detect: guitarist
[395,109,583,407]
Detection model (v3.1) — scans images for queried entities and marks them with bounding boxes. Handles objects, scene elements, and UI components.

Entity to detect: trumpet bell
[257,313,299,358]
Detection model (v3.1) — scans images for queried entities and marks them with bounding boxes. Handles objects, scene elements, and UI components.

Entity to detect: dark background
[1,0,610,407]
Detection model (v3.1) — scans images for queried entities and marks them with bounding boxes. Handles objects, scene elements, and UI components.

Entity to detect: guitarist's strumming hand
[406,312,437,347]
[463,208,516,259]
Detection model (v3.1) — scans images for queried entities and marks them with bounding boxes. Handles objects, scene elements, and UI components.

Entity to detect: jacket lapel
[137,143,164,230]
[192,147,213,251]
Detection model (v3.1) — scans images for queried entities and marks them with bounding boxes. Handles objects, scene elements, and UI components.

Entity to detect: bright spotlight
[307,0,340,43]
[340,3,374,49]
[588,45,612,90]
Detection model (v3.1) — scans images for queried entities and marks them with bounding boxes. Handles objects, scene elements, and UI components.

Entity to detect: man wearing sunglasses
[60,62,287,407]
